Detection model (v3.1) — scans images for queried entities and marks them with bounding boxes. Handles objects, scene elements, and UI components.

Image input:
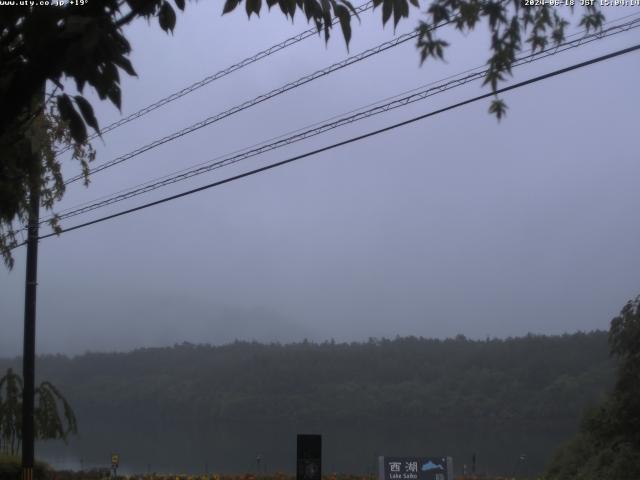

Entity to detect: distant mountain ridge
[0,331,613,476]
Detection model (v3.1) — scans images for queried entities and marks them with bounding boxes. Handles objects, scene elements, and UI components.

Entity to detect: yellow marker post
[111,454,119,478]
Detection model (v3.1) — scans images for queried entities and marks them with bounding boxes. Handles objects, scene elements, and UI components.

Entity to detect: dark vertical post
[296,434,321,480]
[21,89,43,480]
[21,179,40,480]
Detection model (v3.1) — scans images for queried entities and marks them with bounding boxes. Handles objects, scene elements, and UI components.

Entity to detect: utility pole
[21,89,43,480]
[21,167,40,480]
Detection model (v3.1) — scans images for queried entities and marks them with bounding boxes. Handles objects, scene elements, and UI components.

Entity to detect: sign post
[296,434,321,480]
[111,454,119,478]
[378,456,453,480]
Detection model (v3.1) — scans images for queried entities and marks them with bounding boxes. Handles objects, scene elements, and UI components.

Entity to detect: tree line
[0,331,614,476]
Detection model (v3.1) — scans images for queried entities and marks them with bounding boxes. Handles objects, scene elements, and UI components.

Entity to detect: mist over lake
[2,332,613,477]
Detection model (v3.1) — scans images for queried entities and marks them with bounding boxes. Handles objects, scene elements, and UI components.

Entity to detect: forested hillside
[0,332,614,476]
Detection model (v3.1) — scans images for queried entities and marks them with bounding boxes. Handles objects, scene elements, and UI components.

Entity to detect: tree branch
[114,9,138,28]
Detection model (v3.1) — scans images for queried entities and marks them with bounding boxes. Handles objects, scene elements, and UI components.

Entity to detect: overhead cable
[64,20,454,185]
[56,1,376,155]
[15,43,637,247]
[45,17,640,224]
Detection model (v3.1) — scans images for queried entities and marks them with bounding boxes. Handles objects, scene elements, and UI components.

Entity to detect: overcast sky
[1,3,639,356]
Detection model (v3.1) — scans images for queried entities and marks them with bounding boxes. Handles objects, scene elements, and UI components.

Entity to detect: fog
[1,3,639,356]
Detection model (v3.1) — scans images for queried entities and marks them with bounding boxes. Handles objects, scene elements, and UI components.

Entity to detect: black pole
[21,91,42,480]
[21,180,40,480]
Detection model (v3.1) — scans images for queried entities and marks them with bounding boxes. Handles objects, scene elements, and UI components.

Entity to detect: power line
[57,3,639,160]
[52,11,640,222]
[18,43,638,247]
[16,12,640,234]
[51,9,640,214]
[56,1,376,155]
[60,9,637,186]
[44,17,640,225]
[64,21,454,185]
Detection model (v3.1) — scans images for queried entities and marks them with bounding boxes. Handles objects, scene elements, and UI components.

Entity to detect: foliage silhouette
[1,0,606,268]
[0,332,613,474]
[544,296,640,480]
[0,369,78,456]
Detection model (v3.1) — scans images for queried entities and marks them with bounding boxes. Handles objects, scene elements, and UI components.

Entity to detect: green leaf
[320,0,330,17]
[101,62,120,87]
[74,96,100,135]
[483,1,506,29]
[57,94,87,144]
[579,11,605,32]
[339,0,359,19]
[278,0,289,16]
[222,0,240,14]
[303,0,317,20]
[128,0,162,17]
[489,98,508,122]
[334,4,351,45]
[458,2,480,29]
[393,0,402,28]
[106,84,122,111]
[382,0,392,26]
[528,33,547,52]
[174,0,185,10]
[427,3,448,24]
[113,55,137,77]
[320,0,331,40]
[246,0,262,17]
[286,0,297,18]
[395,0,408,26]
[158,2,176,32]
